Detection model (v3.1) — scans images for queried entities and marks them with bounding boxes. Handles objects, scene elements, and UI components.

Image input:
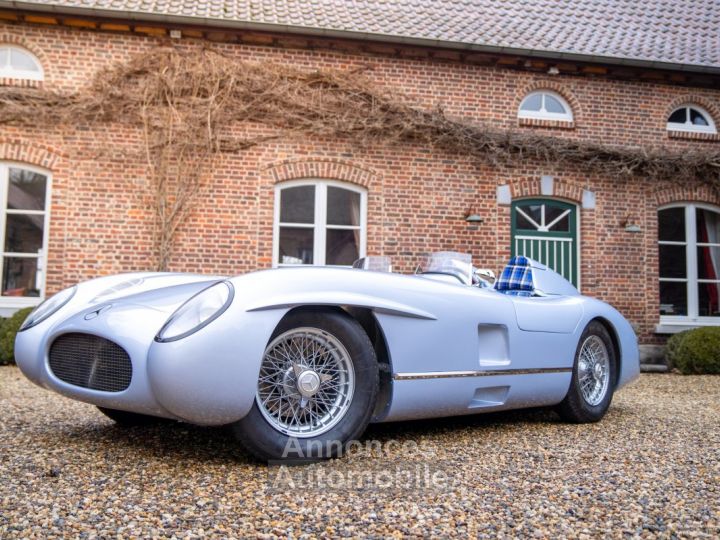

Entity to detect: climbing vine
[0,47,717,269]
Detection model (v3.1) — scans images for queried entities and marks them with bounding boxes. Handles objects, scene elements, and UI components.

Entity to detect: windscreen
[417,252,473,284]
[352,256,393,272]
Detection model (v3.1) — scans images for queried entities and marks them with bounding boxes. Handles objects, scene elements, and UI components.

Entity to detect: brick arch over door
[506,177,584,204]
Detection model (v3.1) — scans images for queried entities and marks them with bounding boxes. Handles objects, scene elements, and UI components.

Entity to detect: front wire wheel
[557,321,617,423]
[256,327,355,438]
[232,310,378,462]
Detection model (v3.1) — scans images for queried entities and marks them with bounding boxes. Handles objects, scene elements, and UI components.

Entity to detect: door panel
[512,198,579,287]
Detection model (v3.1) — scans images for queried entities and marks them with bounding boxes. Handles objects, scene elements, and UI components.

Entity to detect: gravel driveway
[1,366,718,538]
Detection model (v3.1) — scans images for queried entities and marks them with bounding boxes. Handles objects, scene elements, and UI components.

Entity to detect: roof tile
[7,0,720,68]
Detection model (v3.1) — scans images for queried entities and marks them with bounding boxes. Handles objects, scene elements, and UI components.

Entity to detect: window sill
[0,296,41,312]
[0,77,43,88]
[667,130,719,142]
[518,117,574,129]
[655,320,720,334]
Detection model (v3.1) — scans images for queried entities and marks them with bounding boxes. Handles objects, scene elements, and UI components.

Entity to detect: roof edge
[2,0,720,75]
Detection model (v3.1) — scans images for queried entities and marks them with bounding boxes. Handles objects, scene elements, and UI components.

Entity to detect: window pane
[689,108,709,126]
[516,204,541,229]
[278,227,313,264]
[658,207,685,241]
[659,244,686,278]
[544,94,566,114]
[326,229,359,266]
[327,187,360,226]
[545,206,570,231]
[696,208,720,244]
[8,168,47,210]
[668,108,686,124]
[659,281,687,316]
[2,257,39,297]
[520,93,542,112]
[9,48,39,72]
[0,48,9,67]
[280,186,315,224]
[697,246,720,279]
[5,214,44,253]
[698,282,720,317]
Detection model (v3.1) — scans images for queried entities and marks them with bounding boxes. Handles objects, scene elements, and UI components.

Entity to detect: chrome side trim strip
[393,367,572,381]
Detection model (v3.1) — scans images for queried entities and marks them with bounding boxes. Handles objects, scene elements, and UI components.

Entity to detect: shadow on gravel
[58,406,565,465]
[364,406,560,440]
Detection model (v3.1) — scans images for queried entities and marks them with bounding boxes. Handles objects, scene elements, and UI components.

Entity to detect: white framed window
[0,163,51,309]
[518,90,573,121]
[273,180,367,267]
[658,204,720,323]
[666,104,716,134]
[0,45,43,81]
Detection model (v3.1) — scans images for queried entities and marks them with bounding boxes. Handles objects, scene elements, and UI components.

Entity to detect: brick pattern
[0,21,718,346]
[667,130,720,142]
[266,158,379,188]
[0,139,61,168]
[517,118,575,130]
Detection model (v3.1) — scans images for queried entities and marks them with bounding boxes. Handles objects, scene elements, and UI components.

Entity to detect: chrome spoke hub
[256,327,355,438]
[578,335,610,406]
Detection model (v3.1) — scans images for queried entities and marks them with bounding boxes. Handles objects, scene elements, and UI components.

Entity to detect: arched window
[0,163,51,307]
[0,45,43,81]
[666,105,716,134]
[518,91,573,121]
[273,180,366,266]
[658,204,720,321]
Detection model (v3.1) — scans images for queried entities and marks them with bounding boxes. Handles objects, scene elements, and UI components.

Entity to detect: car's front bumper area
[15,299,290,426]
[15,302,181,420]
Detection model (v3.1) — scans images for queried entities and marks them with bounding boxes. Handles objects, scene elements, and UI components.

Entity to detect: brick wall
[1,21,719,344]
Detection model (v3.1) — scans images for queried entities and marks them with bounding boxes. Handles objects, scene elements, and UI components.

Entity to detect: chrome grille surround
[48,333,132,392]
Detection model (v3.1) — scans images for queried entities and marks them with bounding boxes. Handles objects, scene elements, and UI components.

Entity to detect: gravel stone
[1,366,718,538]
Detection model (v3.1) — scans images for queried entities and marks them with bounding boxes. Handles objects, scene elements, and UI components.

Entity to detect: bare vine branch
[0,47,718,269]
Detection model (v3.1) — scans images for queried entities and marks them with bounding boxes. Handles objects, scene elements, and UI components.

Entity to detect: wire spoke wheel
[577,334,610,406]
[256,327,355,438]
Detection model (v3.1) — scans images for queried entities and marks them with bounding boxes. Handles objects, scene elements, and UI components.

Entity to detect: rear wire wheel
[232,310,378,461]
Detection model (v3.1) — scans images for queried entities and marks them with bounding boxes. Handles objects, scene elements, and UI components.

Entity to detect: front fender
[147,305,289,425]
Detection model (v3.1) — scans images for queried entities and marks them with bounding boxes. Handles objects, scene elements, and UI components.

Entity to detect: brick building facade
[0,1,719,357]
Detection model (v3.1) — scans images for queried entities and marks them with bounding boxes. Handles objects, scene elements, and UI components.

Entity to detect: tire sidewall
[561,321,617,422]
[233,310,378,461]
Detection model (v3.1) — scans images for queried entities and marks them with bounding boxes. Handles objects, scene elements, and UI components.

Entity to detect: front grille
[48,333,132,392]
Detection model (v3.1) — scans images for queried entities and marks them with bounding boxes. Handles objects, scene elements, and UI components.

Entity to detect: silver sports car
[15,252,639,461]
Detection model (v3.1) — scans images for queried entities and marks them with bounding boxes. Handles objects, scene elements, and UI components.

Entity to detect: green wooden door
[511,198,578,287]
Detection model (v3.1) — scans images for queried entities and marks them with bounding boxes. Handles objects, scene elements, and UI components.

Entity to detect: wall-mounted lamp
[465,214,484,223]
[547,66,560,76]
[621,215,641,233]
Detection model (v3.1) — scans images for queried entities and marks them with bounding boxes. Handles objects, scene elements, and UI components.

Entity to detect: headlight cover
[19,286,77,332]
[155,281,234,342]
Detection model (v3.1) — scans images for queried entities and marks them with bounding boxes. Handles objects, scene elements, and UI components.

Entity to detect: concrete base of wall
[639,344,669,373]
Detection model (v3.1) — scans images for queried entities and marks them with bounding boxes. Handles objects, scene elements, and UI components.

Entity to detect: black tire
[232,310,379,462]
[556,321,617,423]
[97,407,168,426]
